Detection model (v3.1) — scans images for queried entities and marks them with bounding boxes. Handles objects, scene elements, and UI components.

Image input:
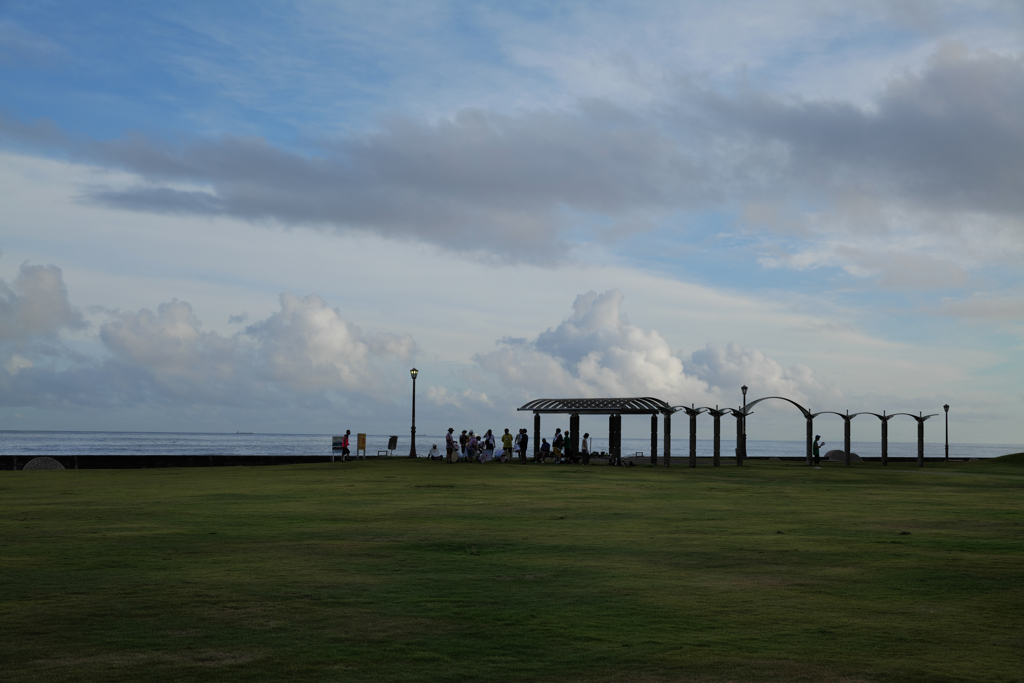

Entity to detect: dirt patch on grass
[30,649,260,671]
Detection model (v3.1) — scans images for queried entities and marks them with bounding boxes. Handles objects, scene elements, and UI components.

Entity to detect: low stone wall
[2,454,338,471]
[2,453,953,470]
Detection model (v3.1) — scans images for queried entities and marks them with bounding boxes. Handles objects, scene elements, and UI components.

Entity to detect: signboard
[357,433,367,456]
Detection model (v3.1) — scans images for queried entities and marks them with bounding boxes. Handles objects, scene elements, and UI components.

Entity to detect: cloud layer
[5,45,1020,278]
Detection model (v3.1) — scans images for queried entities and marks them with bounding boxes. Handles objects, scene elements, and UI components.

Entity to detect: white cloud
[473,289,833,412]
[0,257,85,359]
[425,385,492,408]
[687,342,843,409]
[4,278,417,411]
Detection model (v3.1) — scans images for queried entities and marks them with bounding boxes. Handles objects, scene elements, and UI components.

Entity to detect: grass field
[2,455,1023,683]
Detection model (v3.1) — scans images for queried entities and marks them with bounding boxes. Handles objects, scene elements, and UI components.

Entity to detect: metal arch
[742,396,812,418]
[856,412,896,421]
[812,410,854,420]
[669,405,708,416]
[702,407,736,418]
[517,396,673,414]
[886,412,939,422]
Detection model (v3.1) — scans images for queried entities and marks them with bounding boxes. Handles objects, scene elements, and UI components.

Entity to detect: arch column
[735,410,743,466]
[844,412,852,467]
[713,412,721,467]
[881,415,888,466]
[917,417,925,468]
[806,415,814,466]
[689,410,698,468]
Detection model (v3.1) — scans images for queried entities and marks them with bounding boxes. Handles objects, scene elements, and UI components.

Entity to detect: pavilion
[518,397,675,465]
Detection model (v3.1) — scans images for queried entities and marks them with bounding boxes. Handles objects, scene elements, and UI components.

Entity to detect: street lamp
[409,368,418,458]
[944,403,949,461]
[741,385,748,461]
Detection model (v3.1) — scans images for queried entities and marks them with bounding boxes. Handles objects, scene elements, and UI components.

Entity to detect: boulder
[825,449,862,463]
[22,456,65,470]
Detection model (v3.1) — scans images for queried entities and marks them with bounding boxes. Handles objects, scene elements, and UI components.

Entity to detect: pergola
[518,397,675,465]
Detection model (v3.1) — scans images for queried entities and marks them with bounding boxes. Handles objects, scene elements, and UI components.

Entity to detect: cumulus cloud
[2,268,417,410]
[687,342,842,410]
[244,292,415,394]
[0,258,85,361]
[473,289,834,410]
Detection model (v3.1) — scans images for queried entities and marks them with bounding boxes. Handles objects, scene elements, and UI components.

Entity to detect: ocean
[1,431,1019,459]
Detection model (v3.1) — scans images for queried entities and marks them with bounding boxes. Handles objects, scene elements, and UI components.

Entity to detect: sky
[1,0,1023,447]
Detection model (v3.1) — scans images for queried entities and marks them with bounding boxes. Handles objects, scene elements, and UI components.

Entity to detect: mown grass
[1,456,1022,682]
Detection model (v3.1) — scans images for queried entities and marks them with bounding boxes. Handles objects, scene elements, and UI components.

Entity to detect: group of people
[427,427,594,464]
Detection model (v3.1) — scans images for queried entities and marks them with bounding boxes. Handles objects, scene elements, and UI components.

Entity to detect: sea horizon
[2,430,1020,459]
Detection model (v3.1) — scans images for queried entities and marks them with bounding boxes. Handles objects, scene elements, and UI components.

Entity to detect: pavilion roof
[517,397,672,415]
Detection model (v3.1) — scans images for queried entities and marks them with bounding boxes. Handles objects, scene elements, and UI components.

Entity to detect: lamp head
[943,403,949,412]
[741,385,748,396]
[410,367,419,380]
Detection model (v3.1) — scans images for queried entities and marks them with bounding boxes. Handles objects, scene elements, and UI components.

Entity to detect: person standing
[813,435,824,467]
[564,426,577,463]
[341,430,351,460]
[445,428,457,463]
[580,432,590,465]
[459,430,468,462]
[501,428,514,463]
[552,429,563,463]
[519,429,529,463]
[483,429,495,462]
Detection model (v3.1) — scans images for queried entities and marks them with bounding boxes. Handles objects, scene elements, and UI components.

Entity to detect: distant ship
[236,431,254,434]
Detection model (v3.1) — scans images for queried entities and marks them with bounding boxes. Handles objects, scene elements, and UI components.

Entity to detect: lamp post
[741,385,748,461]
[944,403,949,461]
[409,367,418,458]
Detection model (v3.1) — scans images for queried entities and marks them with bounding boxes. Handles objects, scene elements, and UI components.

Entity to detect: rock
[22,456,65,470]
[825,449,862,463]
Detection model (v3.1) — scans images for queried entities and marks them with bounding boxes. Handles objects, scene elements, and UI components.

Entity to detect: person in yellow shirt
[499,430,512,462]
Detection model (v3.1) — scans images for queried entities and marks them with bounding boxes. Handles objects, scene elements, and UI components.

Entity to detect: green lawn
[2,456,1022,682]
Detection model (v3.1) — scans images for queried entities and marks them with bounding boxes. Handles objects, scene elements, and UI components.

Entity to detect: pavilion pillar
[689,410,697,468]
[713,413,721,467]
[664,412,671,467]
[806,415,813,466]
[609,413,622,464]
[570,413,580,463]
[533,412,541,461]
[735,411,743,466]
[650,414,658,466]
[844,413,852,467]
[917,418,924,468]
[881,416,888,466]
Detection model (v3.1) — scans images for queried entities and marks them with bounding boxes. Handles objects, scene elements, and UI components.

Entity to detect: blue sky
[1,0,1023,446]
